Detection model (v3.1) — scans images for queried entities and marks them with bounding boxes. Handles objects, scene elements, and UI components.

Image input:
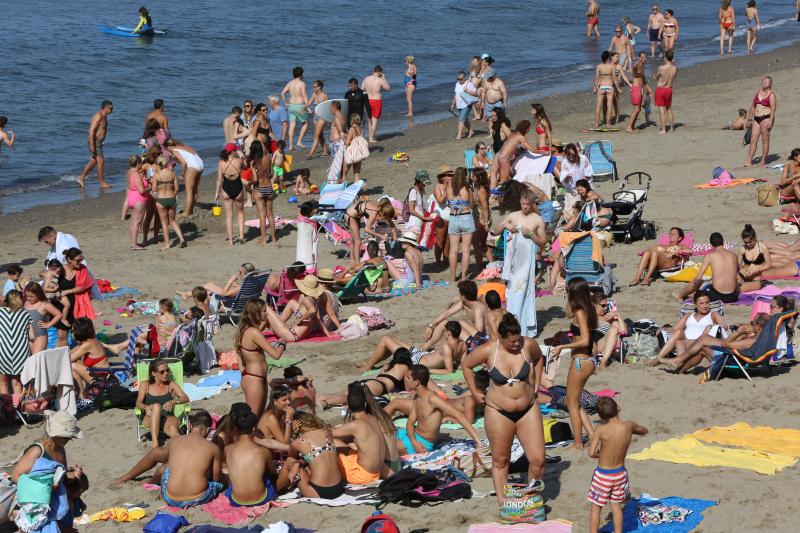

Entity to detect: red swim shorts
[630,85,643,106]
[654,87,672,108]
[587,467,629,506]
[368,99,383,119]
[587,16,599,25]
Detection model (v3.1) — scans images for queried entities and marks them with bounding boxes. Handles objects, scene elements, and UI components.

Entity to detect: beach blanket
[732,284,800,305]
[263,331,342,344]
[599,495,715,533]
[243,216,296,229]
[393,417,486,430]
[502,232,538,337]
[694,178,765,189]
[183,383,226,402]
[629,436,796,475]
[469,520,573,532]
[197,369,243,388]
[94,285,143,301]
[686,422,800,458]
[201,494,292,525]
[513,152,553,179]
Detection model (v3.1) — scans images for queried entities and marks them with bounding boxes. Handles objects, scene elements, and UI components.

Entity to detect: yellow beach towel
[629,436,796,475]
[687,422,800,458]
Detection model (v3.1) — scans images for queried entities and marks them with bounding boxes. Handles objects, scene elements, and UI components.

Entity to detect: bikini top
[742,243,765,265]
[298,436,335,464]
[535,125,545,135]
[487,341,531,386]
[663,20,676,28]
[753,91,773,108]
[569,323,604,348]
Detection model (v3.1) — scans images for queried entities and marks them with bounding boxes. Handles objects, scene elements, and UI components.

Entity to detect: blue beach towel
[600,495,716,533]
[95,286,143,301]
[197,369,242,388]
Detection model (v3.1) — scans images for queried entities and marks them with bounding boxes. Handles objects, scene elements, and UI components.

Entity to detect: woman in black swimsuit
[738,224,772,293]
[462,313,545,505]
[215,147,246,245]
[247,142,276,245]
[344,198,396,266]
[317,349,412,409]
[135,359,189,449]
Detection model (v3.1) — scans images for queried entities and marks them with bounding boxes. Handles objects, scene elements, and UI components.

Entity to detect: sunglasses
[478,147,487,150]
[244,105,252,108]
[155,369,169,374]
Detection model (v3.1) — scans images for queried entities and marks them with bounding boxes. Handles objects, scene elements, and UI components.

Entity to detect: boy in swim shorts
[587,398,648,533]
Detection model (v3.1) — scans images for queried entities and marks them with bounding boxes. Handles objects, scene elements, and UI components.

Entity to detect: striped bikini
[0,308,33,375]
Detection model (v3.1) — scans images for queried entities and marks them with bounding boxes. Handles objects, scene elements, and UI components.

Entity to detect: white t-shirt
[406,188,425,232]
[558,155,593,194]
[454,81,478,109]
[3,279,16,297]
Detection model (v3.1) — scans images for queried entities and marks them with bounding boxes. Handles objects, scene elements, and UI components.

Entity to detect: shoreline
[3,39,800,217]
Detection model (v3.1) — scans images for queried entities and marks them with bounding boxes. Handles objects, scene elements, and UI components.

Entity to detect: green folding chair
[337,264,386,302]
[135,358,190,442]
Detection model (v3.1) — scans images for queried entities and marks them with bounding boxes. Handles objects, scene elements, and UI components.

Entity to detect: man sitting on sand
[160,410,224,508]
[385,369,491,424]
[421,280,489,351]
[359,321,467,375]
[225,408,279,507]
[396,365,482,454]
[673,232,740,303]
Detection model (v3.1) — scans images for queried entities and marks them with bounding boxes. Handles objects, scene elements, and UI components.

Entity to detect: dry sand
[3,43,800,532]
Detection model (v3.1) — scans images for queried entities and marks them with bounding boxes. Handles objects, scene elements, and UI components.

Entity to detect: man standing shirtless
[223,106,246,146]
[77,100,112,189]
[482,69,507,124]
[145,99,169,134]
[654,50,677,134]
[362,65,391,143]
[673,232,740,303]
[627,52,654,133]
[608,26,632,71]
[647,5,665,58]
[325,101,347,184]
[586,0,601,38]
[281,66,310,151]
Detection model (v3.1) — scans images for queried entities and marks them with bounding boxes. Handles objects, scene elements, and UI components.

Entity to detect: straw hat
[295,275,325,297]
[44,410,83,439]
[317,268,335,284]
[437,165,455,177]
[551,138,564,148]
[396,232,419,246]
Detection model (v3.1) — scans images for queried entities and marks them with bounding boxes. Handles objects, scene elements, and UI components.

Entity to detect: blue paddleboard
[100,25,166,37]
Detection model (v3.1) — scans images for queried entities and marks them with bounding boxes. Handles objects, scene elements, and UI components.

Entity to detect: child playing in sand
[722,109,748,130]
[294,168,312,196]
[588,397,648,533]
[156,298,178,346]
[43,260,71,327]
[272,141,286,192]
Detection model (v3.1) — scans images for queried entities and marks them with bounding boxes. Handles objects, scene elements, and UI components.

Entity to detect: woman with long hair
[342,114,366,182]
[552,278,600,450]
[472,168,494,267]
[258,385,294,444]
[737,223,772,292]
[165,138,204,216]
[463,313,545,505]
[69,318,110,398]
[344,197,396,266]
[491,120,537,190]
[125,155,153,250]
[135,358,189,448]
[745,76,776,167]
[530,103,552,151]
[446,168,476,281]
[248,141,277,245]
[235,298,287,417]
[151,155,186,250]
[289,412,345,499]
[22,282,62,354]
[60,248,95,321]
[404,55,418,125]
[215,147,246,245]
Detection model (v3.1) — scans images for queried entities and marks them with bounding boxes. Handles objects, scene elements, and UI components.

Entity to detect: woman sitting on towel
[69,318,110,399]
[264,275,340,341]
[630,226,691,286]
[777,148,800,204]
[287,411,345,499]
[737,224,772,292]
[651,292,726,367]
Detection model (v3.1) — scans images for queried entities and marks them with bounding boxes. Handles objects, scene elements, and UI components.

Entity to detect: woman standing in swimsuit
[289,412,345,499]
[344,198,396,266]
[551,278,600,450]
[446,168,476,282]
[152,156,186,250]
[125,156,152,251]
[745,76,777,167]
[247,142,276,246]
[216,146,246,245]
[593,51,616,129]
[719,0,735,55]
[306,80,329,159]
[660,10,679,55]
[404,55,417,126]
[244,103,271,158]
[745,1,761,54]
[491,120,537,190]
[737,224,772,292]
[23,282,62,354]
[69,318,110,400]
[463,313,545,505]
[236,298,287,417]
[135,359,189,448]
[164,139,203,217]
[468,56,483,121]
[610,52,633,125]
[530,103,552,152]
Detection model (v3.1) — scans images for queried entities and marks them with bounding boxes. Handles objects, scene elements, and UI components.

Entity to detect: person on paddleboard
[133,6,154,36]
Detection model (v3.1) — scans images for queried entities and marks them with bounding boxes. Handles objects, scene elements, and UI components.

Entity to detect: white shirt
[45,232,80,266]
[406,188,425,232]
[558,155,593,194]
[454,81,478,109]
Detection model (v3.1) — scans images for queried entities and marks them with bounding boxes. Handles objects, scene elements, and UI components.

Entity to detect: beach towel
[599,495,715,533]
[393,417,486,430]
[513,152,553,181]
[694,178,765,189]
[88,507,147,522]
[628,436,796,474]
[182,383,225,402]
[502,232,537,337]
[277,490,379,507]
[243,216,296,229]
[295,215,318,266]
[469,520,573,532]
[197,369,243,388]
[200,493,291,525]
[686,422,800,458]
[263,331,342,343]
[73,266,96,320]
[732,285,800,305]
[94,285,143,301]
[558,232,603,264]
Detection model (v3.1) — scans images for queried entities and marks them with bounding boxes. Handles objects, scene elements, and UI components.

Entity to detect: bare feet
[77,178,85,189]
[467,130,474,138]
[571,443,584,452]
[296,143,307,149]
[628,280,640,287]
[179,240,187,248]
[100,182,112,189]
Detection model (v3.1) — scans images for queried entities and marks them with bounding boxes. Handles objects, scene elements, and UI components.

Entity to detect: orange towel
[694,178,765,189]
[558,231,603,265]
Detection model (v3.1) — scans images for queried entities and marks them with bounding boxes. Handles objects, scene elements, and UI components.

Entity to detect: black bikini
[363,373,403,396]
[486,341,535,423]
[742,243,765,266]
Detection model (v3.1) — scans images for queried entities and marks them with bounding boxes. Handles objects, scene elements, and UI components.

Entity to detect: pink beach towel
[263,331,342,343]
[201,493,291,525]
[468,520,573,532]
[244,216,296,229]
[592,389,619,398]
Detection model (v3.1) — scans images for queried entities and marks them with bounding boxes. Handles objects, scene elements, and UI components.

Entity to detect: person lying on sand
[358,322,467,375]
[722,109,748,130]
[176,263,255,300]
[319,348,415,409]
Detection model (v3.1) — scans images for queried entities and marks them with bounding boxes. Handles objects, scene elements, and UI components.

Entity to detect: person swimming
[133,6,154,36]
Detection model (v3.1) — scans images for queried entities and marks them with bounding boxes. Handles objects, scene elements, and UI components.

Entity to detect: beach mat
[201,493,292,525]
[732,285,800,305]
[95,286,143,301]
[600,495,715,533]
[393,416,485,430]
[244,215,296,229]
[263,331,342,343]
[694,178,766,189]
[686,422,800,458]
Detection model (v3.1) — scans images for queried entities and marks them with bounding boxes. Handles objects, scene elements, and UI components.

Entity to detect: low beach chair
[318,219,354,259]
[464,148,493,176]
[701,310,798,382]
[583,140,617,181]
[88,325,149,386]
[337,264,386,302]
[265,263,315,311]
[135,358,189,442]
[561,232,604,284]
[317,179,366,212]
[215,270,270,325]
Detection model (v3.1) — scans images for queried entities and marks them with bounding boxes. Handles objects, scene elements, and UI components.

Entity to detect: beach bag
[94,384,137,412]
[623,331,660,363]
[757,185,778,207]
[358,306,391,330]
[499,484,545,524]
[600,264,617,296]
[742,126,752,146]
[417,214,438,250]
[344,136,370,165]
[453,447,492,478]
[362,511,400,533]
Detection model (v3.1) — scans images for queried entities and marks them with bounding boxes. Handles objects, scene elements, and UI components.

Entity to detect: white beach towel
[20,347,76,415]
[502,232,538,337]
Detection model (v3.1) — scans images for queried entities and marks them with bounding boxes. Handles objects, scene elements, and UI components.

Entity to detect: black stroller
[601,172,656,243]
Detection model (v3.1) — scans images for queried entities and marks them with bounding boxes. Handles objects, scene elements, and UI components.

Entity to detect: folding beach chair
[135,358,189,442]
[87,325,149,388]
[265,263,315,311]
[464,148,493,176]
[561,232,604,284]
[701,310,798,382]
[582,140,616,182]
[319,219,353,259]
[215,270,270,325]
[337,264,386,302]
[317,179,366,212]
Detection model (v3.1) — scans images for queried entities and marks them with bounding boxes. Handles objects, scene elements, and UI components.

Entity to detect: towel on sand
[393,417,486,430]
[95,286,143,301]
[629,436,796,475]
[694,178,765,189]
[263,331,342,343]
[732,285,800,305]
[201,493,291,525]
[468,520,573,532]
[686,422,800,458]
[599,495,715,533]
[183,382,225,402]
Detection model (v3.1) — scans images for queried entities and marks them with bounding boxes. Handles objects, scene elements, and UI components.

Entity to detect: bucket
[212,205,222,217]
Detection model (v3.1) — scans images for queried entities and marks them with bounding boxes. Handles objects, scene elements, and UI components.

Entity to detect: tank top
[684,312,713,340]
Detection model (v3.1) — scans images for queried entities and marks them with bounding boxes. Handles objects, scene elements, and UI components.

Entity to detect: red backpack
[362,511,400,533]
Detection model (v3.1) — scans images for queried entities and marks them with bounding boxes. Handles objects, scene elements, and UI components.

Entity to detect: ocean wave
[0,174,81,197]
[713,16,795,39]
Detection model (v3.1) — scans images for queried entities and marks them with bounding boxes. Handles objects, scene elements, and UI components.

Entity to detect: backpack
[94,384,137,412]
[362,511,401,533]
[377,468,471,508]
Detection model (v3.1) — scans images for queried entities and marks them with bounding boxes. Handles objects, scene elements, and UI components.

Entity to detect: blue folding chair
[583,140,617,181]
[216,270,270,325]
[562,233,603,284]
[464,148,493,176]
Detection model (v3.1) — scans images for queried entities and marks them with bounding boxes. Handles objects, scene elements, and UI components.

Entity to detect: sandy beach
[3,41,800,532]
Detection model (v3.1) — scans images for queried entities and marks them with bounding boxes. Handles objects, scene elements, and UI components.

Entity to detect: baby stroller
[601,171,656,243]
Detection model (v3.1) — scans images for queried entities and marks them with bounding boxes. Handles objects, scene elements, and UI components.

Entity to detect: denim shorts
[458,105,472,122]
[448,213,476,235]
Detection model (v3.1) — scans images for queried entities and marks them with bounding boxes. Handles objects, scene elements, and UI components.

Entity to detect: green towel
[393,417,485,430]
[268,358,299,368]
[362,368,467,381]
[364,266,385,285]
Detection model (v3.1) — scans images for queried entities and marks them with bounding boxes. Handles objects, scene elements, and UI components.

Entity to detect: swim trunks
[466,331,490,353]
[409,346,429,365]
[654,87,672,107]
[701,283,739,304]
[91,141,104,158]
[630,85,643,106]
[224,475,276,507]
[161,468,224,508]
[587,16,599,25]
[338,450,380,485]
[485,100,505,118]
[587,466,629,506]
[368,99,383,119]
[395,428,436,455]
[649,28,660,42]
[288,103,308,124]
